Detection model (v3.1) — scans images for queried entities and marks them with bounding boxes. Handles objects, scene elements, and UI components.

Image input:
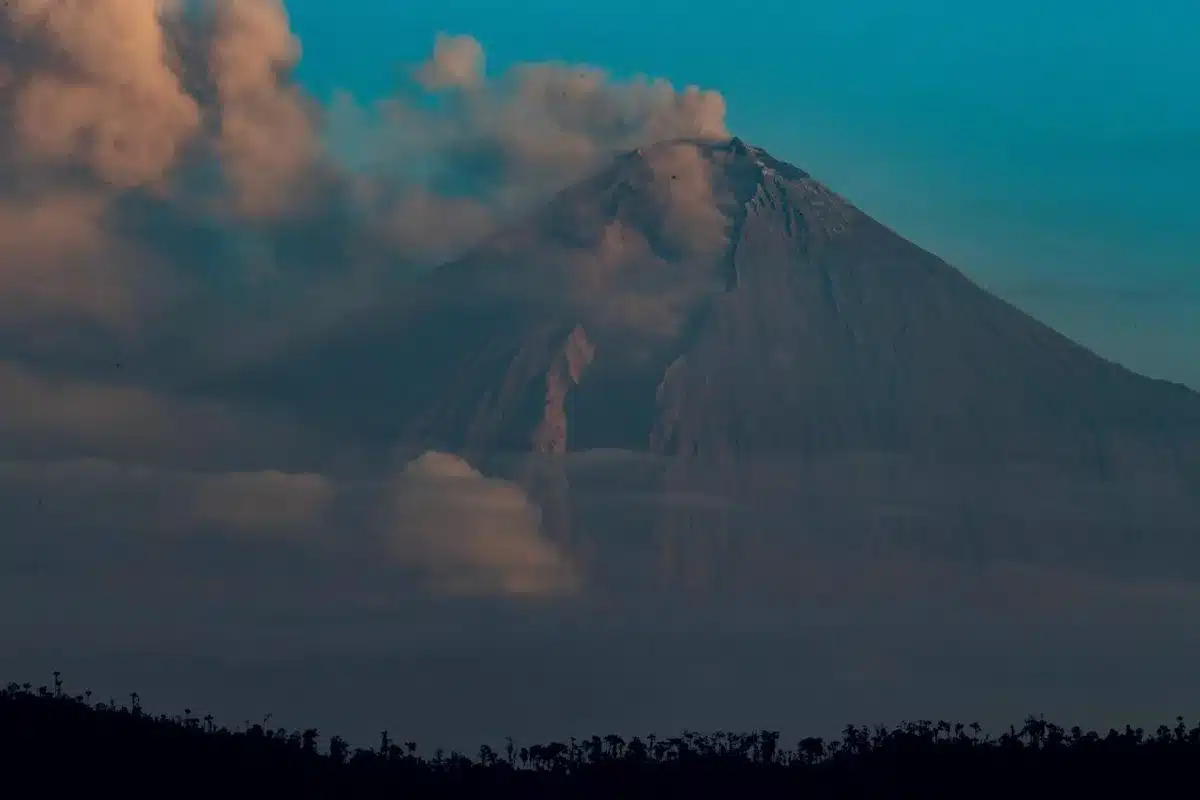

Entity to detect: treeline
[1,675,1194,797]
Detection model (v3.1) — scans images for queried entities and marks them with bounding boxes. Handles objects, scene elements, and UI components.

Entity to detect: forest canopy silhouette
[2,674,1196,798]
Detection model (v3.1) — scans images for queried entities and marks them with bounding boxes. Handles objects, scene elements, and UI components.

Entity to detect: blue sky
[287,0,1198,388]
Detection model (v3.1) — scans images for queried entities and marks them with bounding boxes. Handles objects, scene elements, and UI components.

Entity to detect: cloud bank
[0,450,580,598]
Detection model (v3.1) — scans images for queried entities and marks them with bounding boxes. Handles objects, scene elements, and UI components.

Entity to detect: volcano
[239,138,1200,476]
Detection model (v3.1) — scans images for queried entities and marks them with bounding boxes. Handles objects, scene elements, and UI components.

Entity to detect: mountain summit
[246,138,1200,474]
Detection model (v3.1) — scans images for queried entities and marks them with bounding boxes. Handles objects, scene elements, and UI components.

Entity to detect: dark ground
[2,676,1196,798]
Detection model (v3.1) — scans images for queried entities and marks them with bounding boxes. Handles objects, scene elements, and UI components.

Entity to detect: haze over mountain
[233,137,1200,480]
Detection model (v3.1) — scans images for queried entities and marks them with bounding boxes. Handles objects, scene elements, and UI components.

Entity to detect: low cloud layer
[4,450,1200,751]
[0,360,316,469]
[0,451,580,598]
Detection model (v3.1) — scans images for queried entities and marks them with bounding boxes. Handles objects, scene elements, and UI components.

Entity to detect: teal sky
[287,0,1198,389]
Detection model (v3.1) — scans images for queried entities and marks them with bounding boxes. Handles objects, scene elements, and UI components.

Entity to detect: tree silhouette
[2,672,1195,797]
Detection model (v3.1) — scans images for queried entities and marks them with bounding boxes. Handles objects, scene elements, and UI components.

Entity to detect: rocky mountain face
[235,137,1200,479]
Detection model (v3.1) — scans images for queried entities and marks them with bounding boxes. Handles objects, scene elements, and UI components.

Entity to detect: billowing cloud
[0,193,139,329]
[415,33,485,91]
[642,141,730,256]
[323,33,729,276]
[0,0,199,333]
[3,0,201,187]
[372,41,728,228]
[373,186,495,268]
[208,0,322,219]
[0,6,735,612]
[0,3,730,368]
[0,2,732,489]
[383,452,581,597]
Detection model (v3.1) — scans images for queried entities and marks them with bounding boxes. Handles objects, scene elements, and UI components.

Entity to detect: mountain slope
[230,138,1200,475]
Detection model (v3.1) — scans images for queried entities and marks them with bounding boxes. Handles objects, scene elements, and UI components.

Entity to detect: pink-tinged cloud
[383,452,582,597]
[208,0,322,219]
[4,0,200,187]
[415,33,485,91]
[0,4,733,468]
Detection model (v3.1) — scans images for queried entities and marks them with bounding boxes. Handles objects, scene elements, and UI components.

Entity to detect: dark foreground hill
[232,138,1200,479]
[2,677,1197,798]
